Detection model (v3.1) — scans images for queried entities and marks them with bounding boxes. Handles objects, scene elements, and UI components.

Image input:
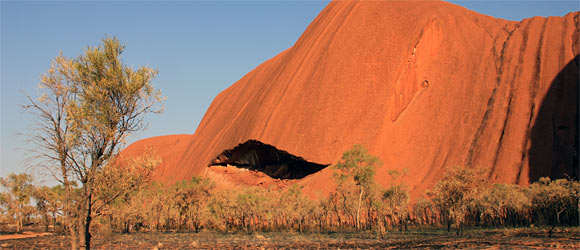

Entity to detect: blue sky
[1,0,578,181]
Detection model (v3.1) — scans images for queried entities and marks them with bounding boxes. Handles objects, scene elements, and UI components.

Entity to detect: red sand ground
[0,232,52,241]
[122,1,579,198]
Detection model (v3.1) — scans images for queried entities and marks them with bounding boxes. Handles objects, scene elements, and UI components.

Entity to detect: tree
[25,51,79,245]
[25,37,163,250]
[93,150,159,233]
[479,184,530,227]
[133,181,174,232]
[279,184,312,233]
[32,186,52,232]
[235,187,269,232]
[0,192,8,226]
[332,145,381,230]
[380,169,410,232]
[208,190,237,232]
[311,197,330,232]
[413,196,434,228]
[429,166,488,235]
[562,177,580,227]
[382,184,409,231]
[173,177,214,232]
[46,185,67,232]
[0,173,34,233]
[529,177,577,236]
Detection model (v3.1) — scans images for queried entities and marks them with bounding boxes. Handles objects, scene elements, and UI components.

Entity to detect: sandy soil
[0,231,52,241]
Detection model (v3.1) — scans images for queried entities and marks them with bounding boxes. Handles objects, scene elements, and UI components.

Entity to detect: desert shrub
[382,184,409,231]
[412,196,435,227]
[278,184,314,233]
[478,184,531,227]
[529,177,578,227]
[332,145,382,231]
[208,190,237,232]
[0,173,35,233]
[172,177,214,232]
[429,166,489,235]
[235,187,271,232]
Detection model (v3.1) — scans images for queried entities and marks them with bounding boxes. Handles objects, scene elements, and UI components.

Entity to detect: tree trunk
[45,214,49,232]
[16,205,23,234]
[549,224,556,238]
[52,211,57,232]
[242,213,246,232]
[60,159,79,250]
[447,216,451,233]
[383,217,388,234]
[85,196,93,250]
[78,212,85,249]
[17,217,22,234]
[356,186,364,231]
[79,183,93,250]
[68,217,79,250]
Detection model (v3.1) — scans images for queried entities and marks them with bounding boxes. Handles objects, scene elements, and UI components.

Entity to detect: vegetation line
[2,146,579,239]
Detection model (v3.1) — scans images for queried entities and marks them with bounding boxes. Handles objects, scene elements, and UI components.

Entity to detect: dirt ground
[0,231,52,241]
[1,227,578,249]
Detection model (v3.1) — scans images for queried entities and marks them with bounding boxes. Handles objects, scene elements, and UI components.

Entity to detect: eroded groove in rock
[209,140,329,179]
[465,25,518,167]
[518,19,549,179]
[491,25,527,176]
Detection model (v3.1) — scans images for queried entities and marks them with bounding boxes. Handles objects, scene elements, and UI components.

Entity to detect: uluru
[122,0,579,198]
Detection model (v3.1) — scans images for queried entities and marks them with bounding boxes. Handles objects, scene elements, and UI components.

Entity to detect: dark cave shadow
[528,55,579,182]
[209,140,329,179]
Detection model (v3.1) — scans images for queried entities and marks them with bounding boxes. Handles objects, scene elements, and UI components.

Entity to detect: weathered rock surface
[124,1,579,197]
[120,135,192,178]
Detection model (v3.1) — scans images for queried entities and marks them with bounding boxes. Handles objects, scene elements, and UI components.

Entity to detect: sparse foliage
[173,177,214,232]
[429,166,488,235]
[382,183,409,231]
[5,145,580,240]
[0,173,34,233]
[332,145,381,230]
[479,184,530,227]
[529,177,578,236]
[25,36,162,250]
[413,196,434,227]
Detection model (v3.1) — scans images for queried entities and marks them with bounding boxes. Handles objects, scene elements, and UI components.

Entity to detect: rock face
[127,1,579,197]
[120,135,193,178]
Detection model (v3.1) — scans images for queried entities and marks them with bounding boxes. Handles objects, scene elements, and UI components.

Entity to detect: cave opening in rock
[209,140,329,179]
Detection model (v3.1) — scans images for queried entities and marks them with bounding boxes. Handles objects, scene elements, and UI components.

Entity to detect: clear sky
[1,0,578,181]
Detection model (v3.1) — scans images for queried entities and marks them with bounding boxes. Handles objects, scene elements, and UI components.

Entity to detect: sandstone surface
[124,1,579,198]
